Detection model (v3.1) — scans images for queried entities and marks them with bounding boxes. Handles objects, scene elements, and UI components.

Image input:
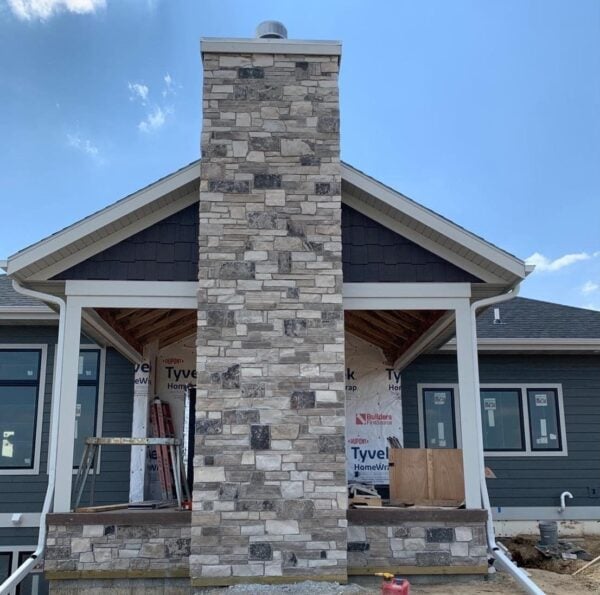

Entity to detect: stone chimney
[193,24,347,586]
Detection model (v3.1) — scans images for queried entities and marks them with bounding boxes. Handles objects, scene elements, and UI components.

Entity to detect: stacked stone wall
[193,48,347,585]
[347,515,488,574]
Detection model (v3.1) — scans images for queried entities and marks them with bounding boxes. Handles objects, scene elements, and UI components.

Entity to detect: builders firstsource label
[345,334,403,485]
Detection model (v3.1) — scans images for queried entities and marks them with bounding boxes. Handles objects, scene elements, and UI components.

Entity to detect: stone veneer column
[192,37,347,586]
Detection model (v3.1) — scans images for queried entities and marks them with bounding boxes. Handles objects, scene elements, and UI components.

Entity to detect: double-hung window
[0,348,45,474]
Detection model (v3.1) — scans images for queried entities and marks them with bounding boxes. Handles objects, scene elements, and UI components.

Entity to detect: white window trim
[0,545,44,595]
[0,344,47,476]
[47,343,106,475]
[417,383,463,449]
[417,383,568,457]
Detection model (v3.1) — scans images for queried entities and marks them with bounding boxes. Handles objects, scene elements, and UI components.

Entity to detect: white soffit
[341,163,527,285]
[7,161,201,281]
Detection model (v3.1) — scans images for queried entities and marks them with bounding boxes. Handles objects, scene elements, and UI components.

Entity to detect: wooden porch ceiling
[344,310,446,365]
[95,308,197,353]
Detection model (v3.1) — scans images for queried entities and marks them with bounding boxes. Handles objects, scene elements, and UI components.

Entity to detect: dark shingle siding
[402,353,600,508]
[341,205,482,283]
[477,297,600,339]
[53,204,199,281]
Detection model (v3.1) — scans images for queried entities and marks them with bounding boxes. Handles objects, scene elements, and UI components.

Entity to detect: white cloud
[162,73,175,97]
[66,132,99,158]
[7,0,105,20]
[138,106,168,133]
[582,281,599,295]
[128,82,149,104]
[526,251,594,272]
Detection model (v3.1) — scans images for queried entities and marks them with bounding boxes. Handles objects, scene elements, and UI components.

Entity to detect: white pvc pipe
[470,287,546,595]
[0,281,66,595]
[560,491,573,513]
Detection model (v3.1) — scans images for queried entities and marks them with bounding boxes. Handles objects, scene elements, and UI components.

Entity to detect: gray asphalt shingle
[477,297,600,339]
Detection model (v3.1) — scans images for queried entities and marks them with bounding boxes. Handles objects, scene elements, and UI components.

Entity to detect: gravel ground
[196,582,370,594]
[195,567,600,594]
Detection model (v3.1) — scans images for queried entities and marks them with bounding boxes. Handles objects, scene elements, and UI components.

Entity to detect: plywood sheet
[389,448,465,506]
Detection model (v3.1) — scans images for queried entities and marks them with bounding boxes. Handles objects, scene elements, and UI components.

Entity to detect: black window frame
[0,349,42,471]
[422,387,457,449]
[480,388,525,452]
[0,551,13,585]
[527,388,562,452]
[72,349,101,470]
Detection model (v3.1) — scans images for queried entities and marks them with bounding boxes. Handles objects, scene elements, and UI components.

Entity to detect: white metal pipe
[470,286,546,595]
[560,491,573,513]
[0,281,67,595]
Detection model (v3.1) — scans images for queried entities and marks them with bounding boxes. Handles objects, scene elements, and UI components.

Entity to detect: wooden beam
[135,310,194,343]
[95,309,143,353]
[158,323,197,348]
[358,311,411,340]
[122,309,169,332]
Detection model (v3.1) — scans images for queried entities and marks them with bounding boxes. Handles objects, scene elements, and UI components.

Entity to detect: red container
[381,576,410,595]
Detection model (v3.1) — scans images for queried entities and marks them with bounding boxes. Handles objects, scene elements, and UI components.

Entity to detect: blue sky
[1,0,599,309]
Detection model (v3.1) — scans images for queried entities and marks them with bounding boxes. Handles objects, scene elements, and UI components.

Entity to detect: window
[73,350,101,468]
[0,552,12,585]
[527,389,561,451]
[422,388,457,448]
[0,548,48,595]
[418,384,567,456]
[480,389,524,451]
[0,349,44,473]
[16,551,49,595]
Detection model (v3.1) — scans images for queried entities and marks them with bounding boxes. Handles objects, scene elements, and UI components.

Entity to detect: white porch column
[454,299,482,509]
[53,298,83,512]
[129,339,158,502]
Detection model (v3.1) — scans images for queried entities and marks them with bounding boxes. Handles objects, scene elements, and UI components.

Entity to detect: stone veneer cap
[200,37,342,59]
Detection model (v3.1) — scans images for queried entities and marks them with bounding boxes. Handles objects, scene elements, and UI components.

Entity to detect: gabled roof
[3,159,527,287]
[477,297,600,340]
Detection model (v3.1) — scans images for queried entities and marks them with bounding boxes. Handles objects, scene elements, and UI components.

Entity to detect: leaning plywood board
[389,448,464,506]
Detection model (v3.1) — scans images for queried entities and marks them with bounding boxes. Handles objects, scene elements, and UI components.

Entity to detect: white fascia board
[66,280,198,298]
[440,337,600,352]
[6,161,200,277]
[0,260,7,270]
[341,164,527,280]
[201,38,341,58]
[343,282,472,299]
[28,191,199,282]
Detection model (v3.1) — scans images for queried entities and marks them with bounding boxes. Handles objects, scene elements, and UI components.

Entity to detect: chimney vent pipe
[256,20,288,39]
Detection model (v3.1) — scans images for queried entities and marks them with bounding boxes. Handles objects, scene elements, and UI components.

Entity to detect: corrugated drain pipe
[470,286,546,595]
[0,281,66,595]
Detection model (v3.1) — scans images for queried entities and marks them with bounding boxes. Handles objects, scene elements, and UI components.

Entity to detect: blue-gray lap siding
[0,325,134,521]
[401,353,600,508]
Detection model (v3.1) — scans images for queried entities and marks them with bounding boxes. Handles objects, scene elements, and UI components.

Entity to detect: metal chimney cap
[256,20,288,39]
